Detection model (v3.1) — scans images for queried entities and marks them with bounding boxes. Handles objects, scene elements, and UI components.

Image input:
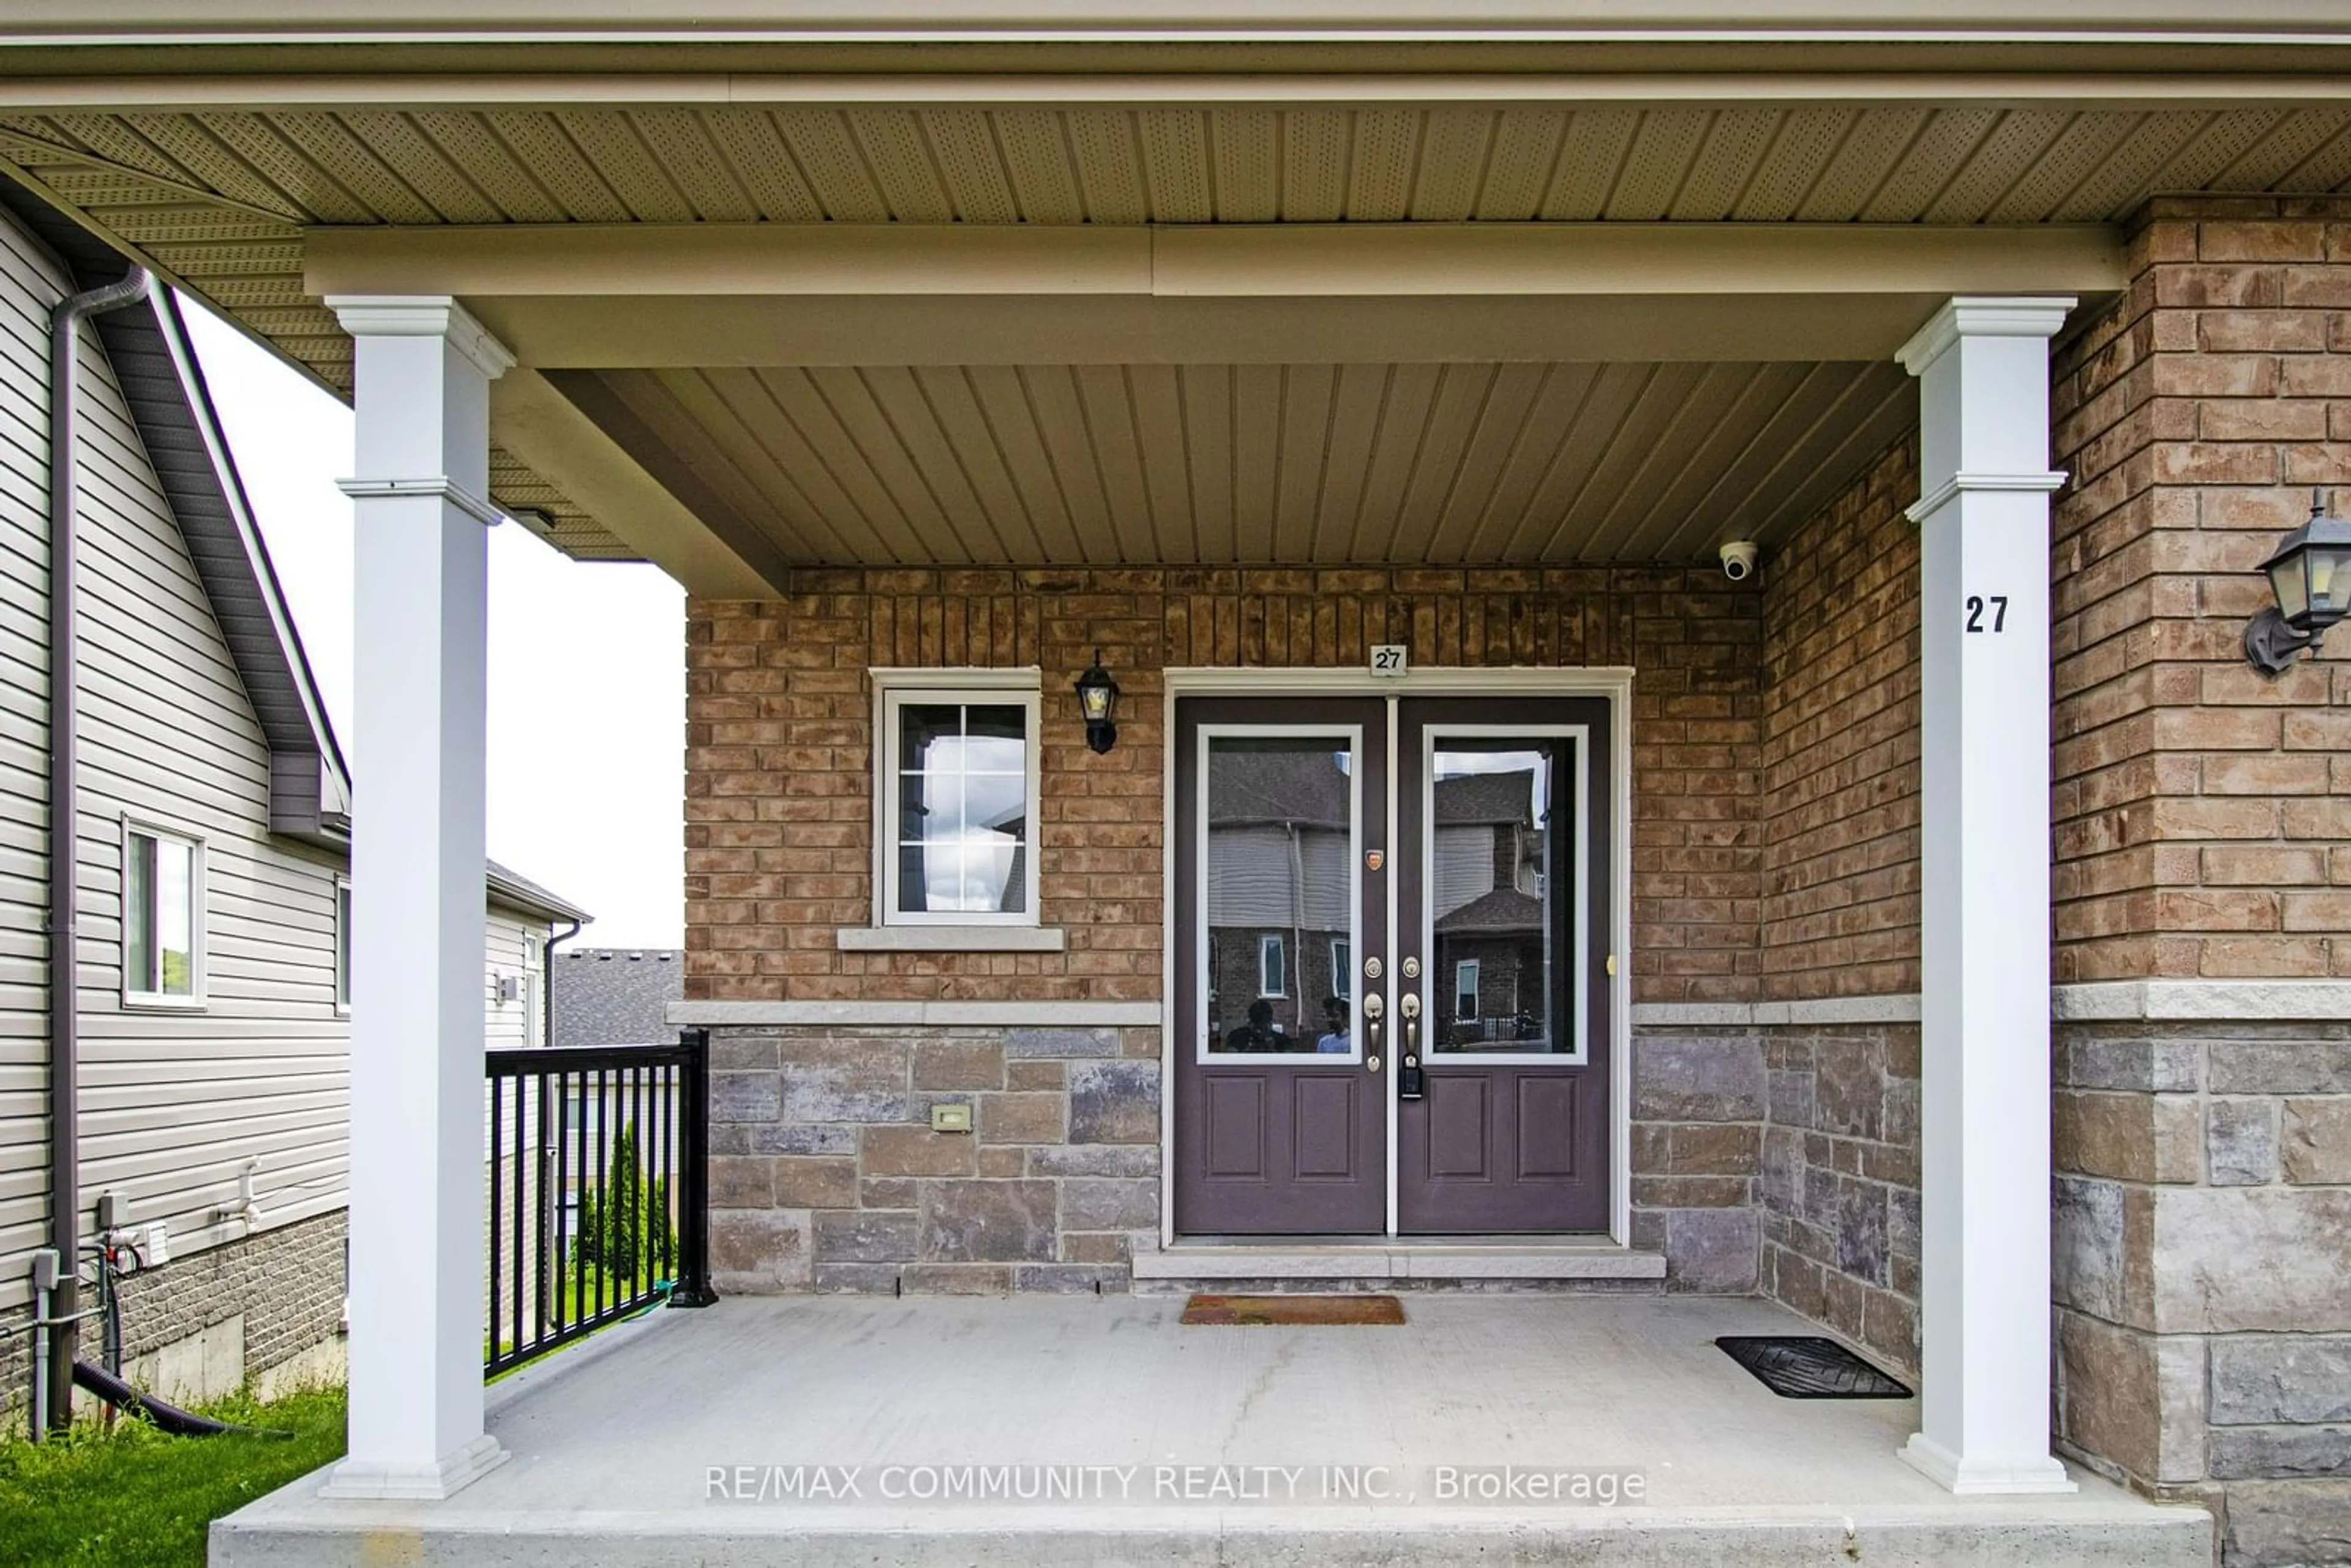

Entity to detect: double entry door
[1172,694,1612,1237]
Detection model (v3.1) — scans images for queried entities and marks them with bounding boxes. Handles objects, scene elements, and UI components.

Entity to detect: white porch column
[1895,296,2077,1495]
[319,296,513,1500]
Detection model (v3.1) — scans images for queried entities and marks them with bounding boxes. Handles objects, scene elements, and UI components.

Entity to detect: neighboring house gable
[0,198,351,1330]
[552,949,684,1050]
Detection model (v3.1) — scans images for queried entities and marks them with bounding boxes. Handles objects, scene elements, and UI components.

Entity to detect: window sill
[121,994,207,1013]
[836,926,1068,953]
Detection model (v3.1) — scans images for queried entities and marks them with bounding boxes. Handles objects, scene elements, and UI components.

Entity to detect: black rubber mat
[1715,1335,1913,1399]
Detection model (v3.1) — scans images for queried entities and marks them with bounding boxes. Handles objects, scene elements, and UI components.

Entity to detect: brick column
[2049,197,2351,1559]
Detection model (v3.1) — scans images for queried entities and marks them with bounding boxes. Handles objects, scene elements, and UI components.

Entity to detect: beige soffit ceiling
[543,358,1914,568]
[0,96,2343,572]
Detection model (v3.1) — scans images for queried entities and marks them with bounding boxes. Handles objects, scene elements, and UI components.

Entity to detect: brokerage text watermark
[705,1463,1647,1507]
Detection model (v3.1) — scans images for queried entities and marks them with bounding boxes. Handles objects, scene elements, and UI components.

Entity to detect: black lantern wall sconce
[1075,650,1120,754]
[2244,489,2351,677]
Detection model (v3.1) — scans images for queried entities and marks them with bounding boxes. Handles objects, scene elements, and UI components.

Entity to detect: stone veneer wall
[708,1024,1158,1294]
[1758,1024,1922,1376]
[2054,1018,2351,1567]
[0,1209,345,1424]
[712,1018,1822,1295]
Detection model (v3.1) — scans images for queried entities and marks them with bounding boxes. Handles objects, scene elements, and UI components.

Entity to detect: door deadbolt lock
[1362,955,1382,981]
[1400,956,1420,980]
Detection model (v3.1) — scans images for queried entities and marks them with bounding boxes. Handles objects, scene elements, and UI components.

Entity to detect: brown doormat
[1180,1293,1406,1326]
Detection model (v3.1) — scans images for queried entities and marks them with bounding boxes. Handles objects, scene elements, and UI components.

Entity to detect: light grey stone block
[2210,1098,2279,1187]
[1068,1060,1160,1144]
[1663,1207,1758,1292]
[2210,1043,2351,1097]
[2212,1338,2351,1427]
[781,1038,909,1123]
[2152,1187,2351,1334]
[1633,1037,1766,1122]
[750,1123,858,1157]
[1027,1144,1159,1178]
[710,1071,782,1123]
[2210,1425,2351,1480]
[1005,1027,1120,1059]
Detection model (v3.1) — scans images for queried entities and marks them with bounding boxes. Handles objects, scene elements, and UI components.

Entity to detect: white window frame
[1259,933,1288,999]
[120,817,207,1010]
[869,668,1044,930]
[1455,958,1481,1022]
[333,874,352,1017]
[1330,937,1352,1000]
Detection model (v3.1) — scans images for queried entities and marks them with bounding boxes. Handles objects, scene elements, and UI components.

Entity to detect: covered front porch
[22,15,2351,1558]
[214,1293,2206,1566]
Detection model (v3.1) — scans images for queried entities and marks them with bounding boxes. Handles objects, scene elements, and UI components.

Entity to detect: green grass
[0,1384,346,1568]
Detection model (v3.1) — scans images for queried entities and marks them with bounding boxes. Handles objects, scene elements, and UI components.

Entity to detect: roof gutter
[47,263,152,1432]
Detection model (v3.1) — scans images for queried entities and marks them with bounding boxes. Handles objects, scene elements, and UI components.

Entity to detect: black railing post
[669,1026,718,1308]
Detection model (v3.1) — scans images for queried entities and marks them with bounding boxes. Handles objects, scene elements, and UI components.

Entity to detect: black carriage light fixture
[2244,489,2351,677]
[1075,649,1120,754]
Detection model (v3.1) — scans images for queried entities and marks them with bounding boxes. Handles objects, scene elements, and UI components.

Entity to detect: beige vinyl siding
[1205,824,1349,930]
[0,212,350,1316]
[1432,825,1496,920]
[484,905,545,1051]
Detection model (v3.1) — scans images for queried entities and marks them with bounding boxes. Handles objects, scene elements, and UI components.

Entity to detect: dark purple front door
[1394,697,1613,1234]
[1172,698,1388,1235]
[1172,692,1613,1238]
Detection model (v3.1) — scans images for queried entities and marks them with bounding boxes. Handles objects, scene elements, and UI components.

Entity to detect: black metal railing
[484,1029,714,1378]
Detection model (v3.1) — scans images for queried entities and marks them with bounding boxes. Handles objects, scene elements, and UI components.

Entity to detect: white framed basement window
[122,819,206,1008]
[869,669,1044,934]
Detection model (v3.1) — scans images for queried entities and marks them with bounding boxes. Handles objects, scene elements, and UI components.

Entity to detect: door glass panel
[1428,740,1569,1055]
[1203,733,1357,1058]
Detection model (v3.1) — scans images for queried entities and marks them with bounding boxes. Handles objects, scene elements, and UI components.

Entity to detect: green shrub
[572,1120,675,1283]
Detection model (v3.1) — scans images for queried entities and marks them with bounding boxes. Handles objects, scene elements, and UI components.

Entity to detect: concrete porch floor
[214,1295,2210,1566]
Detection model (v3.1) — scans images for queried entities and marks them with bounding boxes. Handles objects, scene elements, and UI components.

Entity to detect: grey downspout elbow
[542,918,582,1048]
[47,266,153,1432]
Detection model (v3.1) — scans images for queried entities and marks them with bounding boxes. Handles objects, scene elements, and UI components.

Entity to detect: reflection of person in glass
[1223,999,1288,1054]
[1314,997,1349,1054]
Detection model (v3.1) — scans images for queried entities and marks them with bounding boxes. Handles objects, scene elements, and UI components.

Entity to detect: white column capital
[1896,296,2077,377]
[326,294,516,381]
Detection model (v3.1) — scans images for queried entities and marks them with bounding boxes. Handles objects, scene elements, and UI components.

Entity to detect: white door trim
[1157,666,1635,1249]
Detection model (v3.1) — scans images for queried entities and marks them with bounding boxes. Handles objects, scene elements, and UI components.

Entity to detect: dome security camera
[1719,541,1760,582]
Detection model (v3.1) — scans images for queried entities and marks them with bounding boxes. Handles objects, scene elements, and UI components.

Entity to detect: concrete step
[214,1496,2214,1567]
[1130,1236,1668,1289]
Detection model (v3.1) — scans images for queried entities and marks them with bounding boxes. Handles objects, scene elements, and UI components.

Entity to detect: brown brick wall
[2050,195,2351,985]
[1758,438,1924,1001]
[686,566,1766,1007]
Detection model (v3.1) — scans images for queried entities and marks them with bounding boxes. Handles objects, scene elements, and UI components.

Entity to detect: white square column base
[320,1435,509,1501]
[1900,1433,2077,1496]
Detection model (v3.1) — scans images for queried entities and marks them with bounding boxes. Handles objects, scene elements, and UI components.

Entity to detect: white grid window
[1259,934,1288,998]
[876,675,1043,927]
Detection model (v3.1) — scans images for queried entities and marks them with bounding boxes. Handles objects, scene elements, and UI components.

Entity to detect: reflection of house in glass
[1204,741,1352,1049]
[1430,760,1554,1052]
